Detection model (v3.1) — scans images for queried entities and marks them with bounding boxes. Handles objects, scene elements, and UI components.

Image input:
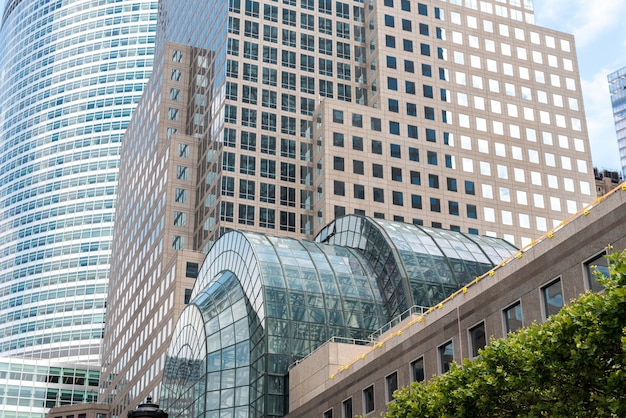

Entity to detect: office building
[608,66,626,178]
[102,0,597,415]
[150,0,595,250]
[99,42,205,417]
[0,0,157,416]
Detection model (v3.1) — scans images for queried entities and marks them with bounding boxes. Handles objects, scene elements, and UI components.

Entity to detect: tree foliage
[384,249,626,418]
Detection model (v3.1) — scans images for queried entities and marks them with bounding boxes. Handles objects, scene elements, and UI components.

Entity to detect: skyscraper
[608,66,626,178]
[0,0,157,415]
[101,0,598,415]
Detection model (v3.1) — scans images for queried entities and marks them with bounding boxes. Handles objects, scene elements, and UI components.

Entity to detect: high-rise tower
[608,66,626,178]
[0,0,157,415]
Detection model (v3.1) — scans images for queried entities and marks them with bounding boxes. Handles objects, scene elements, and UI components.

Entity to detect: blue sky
[533,0,626,171]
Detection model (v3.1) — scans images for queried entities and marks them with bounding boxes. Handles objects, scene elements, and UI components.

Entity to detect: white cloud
[581,70,621,170]
[535,0,626,48]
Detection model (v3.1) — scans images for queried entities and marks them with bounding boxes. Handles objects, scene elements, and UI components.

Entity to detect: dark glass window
[371,140,383,154]
[386,372,398,402]
[469,322,486,358]
[465,181,475,195]
[372,164,383,178]
[542,279,564,318]
[467,204,477,219]
[411,194,422,209]
[585,252,609,292]
[363,385,375,413]
[373,187,384,202]
[410,358,425,382]
[439,341,453,373]
[447,177,457,191]
[504,302,523,333]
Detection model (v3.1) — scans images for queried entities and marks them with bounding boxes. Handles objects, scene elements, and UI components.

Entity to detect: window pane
[542,279,563,318]
[469,322,486,357]
[504,302,522,333]
[438,341,453,373]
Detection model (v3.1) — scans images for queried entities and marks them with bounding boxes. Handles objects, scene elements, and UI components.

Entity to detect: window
[447,178,457,192]
[342,398,352,418]
[363,385,375,414]
[373,187,384,202]
[393,191,403,206]
[410,171,421,185]
[427,151,438,165]
[281,186,296,206]
[323,410,333,418]
[260,183,275,203]
[238,204,255,225]
[430,197,440,212]
[221,177,235,196]
[504,302,523,333]
[448,201,459,216]
[280,211,296,232]
[469,322,486,358]
[465,181,475,195]
[261,135,276,154]
[542,279,563,318]
[410,357,425,382]
[585,252,609,293]
[428,174,439,189]
[439,341,453,373]
[371,140,382,154]
[353,136,363,151]
[280,162,296,182]
[173,211,186,226]
[175,188,187,203]
[409,147,419,162]
[354,184,365,199]
[372,164,383,178]
[467,204,477,219]
[411,194,422,209]
[239,179,255,200]
[353,160,364,175]
[390,144,401,158]
[260,208,275,229]
[240,155,256,175]
[385,372,398,402]
[176,166,188,180]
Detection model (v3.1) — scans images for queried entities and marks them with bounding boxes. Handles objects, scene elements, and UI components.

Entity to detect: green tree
[384,249,626,418]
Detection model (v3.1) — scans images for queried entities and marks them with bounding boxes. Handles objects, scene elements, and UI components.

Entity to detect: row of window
[219,201,313,234]
[322,251,608,417]
[230,0,364,23]
[226,59,367,104]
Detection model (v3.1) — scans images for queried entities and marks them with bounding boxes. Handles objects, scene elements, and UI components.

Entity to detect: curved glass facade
[0,0,156,364]
[162,218,517,417]
[317,215,518,316]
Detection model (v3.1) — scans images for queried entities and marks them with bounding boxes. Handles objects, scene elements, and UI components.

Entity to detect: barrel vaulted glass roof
[316,216,518,316]
[162,218,517,417]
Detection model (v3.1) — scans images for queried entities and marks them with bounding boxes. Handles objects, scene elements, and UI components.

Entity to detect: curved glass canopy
[316,215,518,316]
[162,217,517,417]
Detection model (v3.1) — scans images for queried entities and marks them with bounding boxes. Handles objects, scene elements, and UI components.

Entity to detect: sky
[533,0,626,171]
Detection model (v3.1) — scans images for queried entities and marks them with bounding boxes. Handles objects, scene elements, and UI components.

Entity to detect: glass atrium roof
[162,217,517,417]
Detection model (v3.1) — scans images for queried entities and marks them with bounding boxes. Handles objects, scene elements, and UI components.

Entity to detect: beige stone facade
[99,43,205,417]
[182,0,596,251]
